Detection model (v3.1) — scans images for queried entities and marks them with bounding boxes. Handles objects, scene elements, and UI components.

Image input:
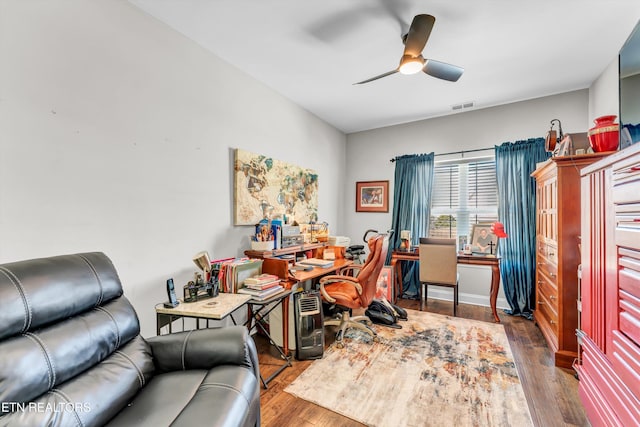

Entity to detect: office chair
[419,237,459,316]
[319,232,390,348]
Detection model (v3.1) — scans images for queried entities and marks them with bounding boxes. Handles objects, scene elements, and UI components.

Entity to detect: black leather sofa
[0,252,260,426]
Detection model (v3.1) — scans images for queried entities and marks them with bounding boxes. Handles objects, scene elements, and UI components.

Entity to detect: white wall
[0,0,624,327]
[589,58,620,123]
[0,0,346,337]
[344,90,589,308]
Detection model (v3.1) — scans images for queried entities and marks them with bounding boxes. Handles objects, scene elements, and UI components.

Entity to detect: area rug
[285,309,532,427]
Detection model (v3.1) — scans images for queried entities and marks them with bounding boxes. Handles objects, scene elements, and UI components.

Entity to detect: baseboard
[425,288,510,310]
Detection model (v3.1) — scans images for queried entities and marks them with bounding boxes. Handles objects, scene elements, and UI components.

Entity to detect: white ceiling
[130,0,640,134]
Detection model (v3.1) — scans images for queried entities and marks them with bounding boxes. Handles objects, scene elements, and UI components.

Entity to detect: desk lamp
[400,230,411,250]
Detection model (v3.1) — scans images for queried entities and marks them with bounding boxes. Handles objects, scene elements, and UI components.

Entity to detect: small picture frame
[458,235,468,252]
[470,224,499,255]
[356,180,389,213]
[376,266,394,301]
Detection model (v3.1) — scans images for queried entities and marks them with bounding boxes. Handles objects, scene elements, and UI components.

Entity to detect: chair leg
[325,310,377,348]
[419,282,425,311]
[452,284,458,317]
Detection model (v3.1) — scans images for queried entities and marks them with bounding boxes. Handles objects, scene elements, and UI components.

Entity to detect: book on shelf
[248,288,288,302]
[244,273,279,285]
[237,284,285,300]
[298,258,334,268]
[216,258,263,293]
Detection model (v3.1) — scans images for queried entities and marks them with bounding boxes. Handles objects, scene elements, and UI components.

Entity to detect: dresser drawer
[611,330,640,401]
[612,157,640,205]
[537,273,559,312]
[537,241,558,265]
[536,297,559,339]
[537,272,559,339]
[537,258,558,282]
[619,247,640,348]
[615,204,640,250]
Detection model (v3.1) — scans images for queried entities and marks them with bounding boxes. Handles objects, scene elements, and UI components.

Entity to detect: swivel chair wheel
[336,341,345,349]
[373,335,380,343]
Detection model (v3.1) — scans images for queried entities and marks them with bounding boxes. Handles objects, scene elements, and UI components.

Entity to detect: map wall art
[233,148,319,225]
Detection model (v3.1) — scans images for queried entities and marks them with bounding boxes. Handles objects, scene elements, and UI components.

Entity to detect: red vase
[588,115,619,152]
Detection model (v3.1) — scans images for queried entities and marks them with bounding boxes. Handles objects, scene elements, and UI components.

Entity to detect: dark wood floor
[255,298,591,427]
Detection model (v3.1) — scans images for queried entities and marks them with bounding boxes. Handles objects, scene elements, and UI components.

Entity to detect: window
[429,157,498,245]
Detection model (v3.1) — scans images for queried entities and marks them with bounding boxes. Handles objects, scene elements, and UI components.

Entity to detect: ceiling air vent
[451,101,475,111]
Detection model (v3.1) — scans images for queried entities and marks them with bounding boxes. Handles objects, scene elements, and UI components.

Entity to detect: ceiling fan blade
[423,59,464,82]
[376,0,411,35]
[403,14,435,57]
[353,70,399,85]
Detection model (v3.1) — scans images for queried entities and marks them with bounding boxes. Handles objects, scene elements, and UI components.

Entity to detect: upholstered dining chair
[319,232,390,348]
[419,237,459,316]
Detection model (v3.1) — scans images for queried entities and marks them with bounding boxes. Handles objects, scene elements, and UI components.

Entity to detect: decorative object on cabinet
[233,148,318,225]
[588,115,620,152]
[559,132,591,156]
[531,152,611,369]
[577,142,640,427]
[545,118,563,153]
[356,180,389,212]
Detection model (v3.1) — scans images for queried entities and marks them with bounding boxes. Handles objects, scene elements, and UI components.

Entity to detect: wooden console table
[390,249,501,323]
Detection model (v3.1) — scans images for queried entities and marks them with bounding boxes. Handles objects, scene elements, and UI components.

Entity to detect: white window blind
[429,157,498,245]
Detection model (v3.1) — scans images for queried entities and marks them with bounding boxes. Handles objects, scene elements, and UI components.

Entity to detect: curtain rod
[389,147,494,162]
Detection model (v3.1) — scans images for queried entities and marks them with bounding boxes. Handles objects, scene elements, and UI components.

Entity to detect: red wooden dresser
[578,142,640,427]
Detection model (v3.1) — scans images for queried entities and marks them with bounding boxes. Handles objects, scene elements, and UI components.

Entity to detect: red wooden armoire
[578,142,640,426]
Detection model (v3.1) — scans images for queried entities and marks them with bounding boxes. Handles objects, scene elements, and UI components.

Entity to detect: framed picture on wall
[356,180,389,212]
[376,266,394,301]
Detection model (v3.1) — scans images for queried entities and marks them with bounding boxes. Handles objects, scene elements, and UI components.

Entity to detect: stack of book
[238,274,285,301]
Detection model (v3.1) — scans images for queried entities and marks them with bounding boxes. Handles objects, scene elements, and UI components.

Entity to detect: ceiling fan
[354,14,464,85]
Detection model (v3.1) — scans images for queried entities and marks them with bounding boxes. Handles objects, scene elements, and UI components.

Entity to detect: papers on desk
[298,258,334,268]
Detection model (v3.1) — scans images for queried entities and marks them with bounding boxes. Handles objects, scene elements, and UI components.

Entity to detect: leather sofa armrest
[146,325,259,379]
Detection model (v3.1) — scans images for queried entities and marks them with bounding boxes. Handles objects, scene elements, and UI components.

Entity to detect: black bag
[392,303,408,320]
[366,299,403,328]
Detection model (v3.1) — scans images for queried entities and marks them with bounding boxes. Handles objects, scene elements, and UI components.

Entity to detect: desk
[155,292,252,335]
[245,290,293,389]
[270,258,353,356]
[390,250,501,323]
[251,257,353,356]
[288,258,353,283]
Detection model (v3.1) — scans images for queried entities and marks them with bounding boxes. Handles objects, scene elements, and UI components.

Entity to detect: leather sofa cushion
[0,335,155,426]
[105,366,259,427]
[0,297,142,405]
[0,252,123,341]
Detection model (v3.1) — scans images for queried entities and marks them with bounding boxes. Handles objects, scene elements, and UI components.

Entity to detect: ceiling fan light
[398,55,424,75]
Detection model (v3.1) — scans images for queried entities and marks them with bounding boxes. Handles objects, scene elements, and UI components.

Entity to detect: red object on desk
[390,249,501,323]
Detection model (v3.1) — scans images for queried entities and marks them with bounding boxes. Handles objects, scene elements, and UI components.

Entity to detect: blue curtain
[390,153,435,297]
[495,138,549,319]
